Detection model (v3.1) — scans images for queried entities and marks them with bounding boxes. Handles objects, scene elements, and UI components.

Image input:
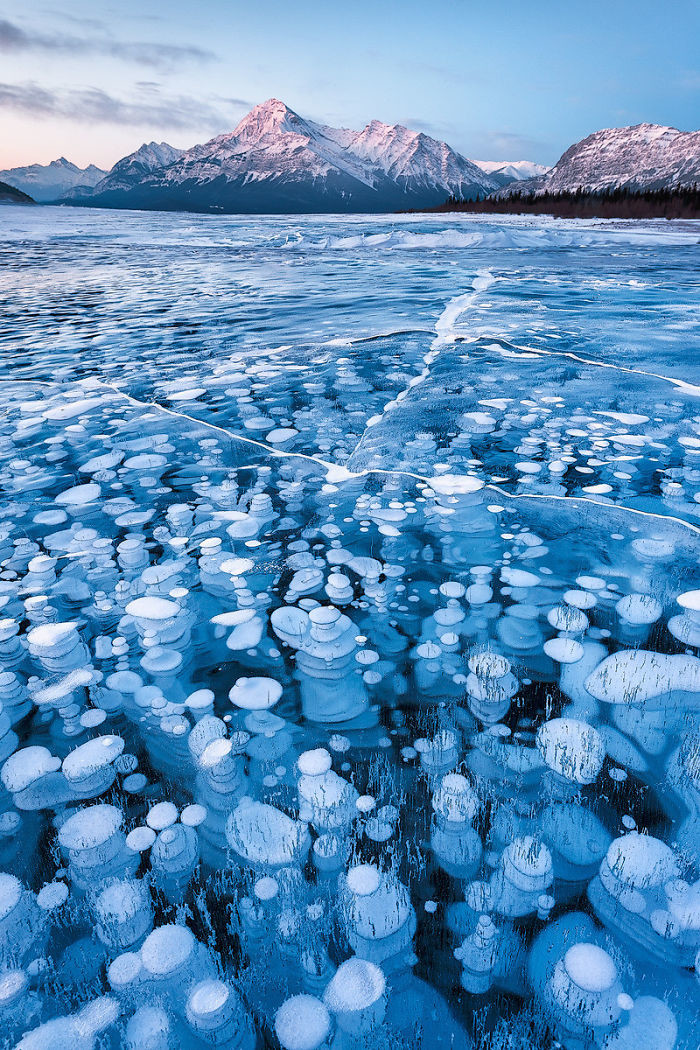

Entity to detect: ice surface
[0,208,698,1049]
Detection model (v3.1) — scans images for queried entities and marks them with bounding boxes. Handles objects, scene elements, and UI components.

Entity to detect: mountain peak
[121,142,183,168]
[360,119,417,140]
[232,99,308,141]
[257,98,296,115]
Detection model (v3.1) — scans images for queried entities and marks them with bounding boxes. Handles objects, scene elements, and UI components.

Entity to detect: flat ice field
[0,207,699,1050]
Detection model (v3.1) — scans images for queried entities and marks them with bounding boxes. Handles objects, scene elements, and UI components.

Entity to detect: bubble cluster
[0,208,698,1049]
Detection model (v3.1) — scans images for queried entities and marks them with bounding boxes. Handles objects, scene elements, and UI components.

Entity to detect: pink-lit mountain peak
[231,98,312,142]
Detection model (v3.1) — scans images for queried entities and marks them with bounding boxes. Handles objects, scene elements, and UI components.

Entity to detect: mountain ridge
[59,99,502,213]
[9,108,695,213]
[0,157,107,202]
[495,123,700,198]
[475,160,550,187]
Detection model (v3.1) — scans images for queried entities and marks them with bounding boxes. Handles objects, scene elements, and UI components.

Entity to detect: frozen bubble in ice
[2,746,61,794]
[126,826,156,852]
[181,804,207,827]
[37,882,68,911]
[140,923,196,977]
[586,650,700,704]
[616,593,663,625]
[146,802,178,831]
[107,951,142,993]
[325,957,386,1020]
[229,677,283,710]
[346,864,381,896]
[544,637,584,663]
[547,605,588,634]
[62,736,124,786]
[432,773,478,822]
[564,589,598,610]
[168,388,205,401]
[537,718,605,784]
[429,474,484,495]
[563,942,616,992]
[16,996,119,1050]
[275,994,331,1050]
[605,832,679,889]
[298,748,333,776]
[59,804,123,852]
[125,1005,171,1050]
[226,798,309,869]
[676,589,700,612]
[219,557,255,576]
[54,482,101,507]
[125,597,180,622]
[267,427,298,443]
[501,568,540,589]
[0,872,22,919]
[27,621,81,656]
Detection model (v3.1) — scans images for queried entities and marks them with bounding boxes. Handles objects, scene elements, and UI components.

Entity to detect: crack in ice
[84,379,700,539]
[471,338,700,398]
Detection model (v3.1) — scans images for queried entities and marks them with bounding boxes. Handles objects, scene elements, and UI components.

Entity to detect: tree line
[416,184,700,219]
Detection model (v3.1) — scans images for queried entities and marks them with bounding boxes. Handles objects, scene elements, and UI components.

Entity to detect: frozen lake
[0,206,699,1049]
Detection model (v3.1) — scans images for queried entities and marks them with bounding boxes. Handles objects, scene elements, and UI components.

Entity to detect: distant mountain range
[2,107,698,213]
[496,123,700,198]
[56,100,502,212]
[474,159,550,187]
[0,157,106,202]
[0,134,543,212]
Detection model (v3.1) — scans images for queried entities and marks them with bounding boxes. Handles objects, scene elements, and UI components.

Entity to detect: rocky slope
[0,180,35,204]
[497,123,700,197]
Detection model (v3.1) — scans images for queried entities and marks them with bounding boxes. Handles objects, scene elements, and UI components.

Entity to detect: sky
[1,0,698,170]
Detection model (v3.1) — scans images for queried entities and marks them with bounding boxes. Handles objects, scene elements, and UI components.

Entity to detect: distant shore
[406,186,700,220]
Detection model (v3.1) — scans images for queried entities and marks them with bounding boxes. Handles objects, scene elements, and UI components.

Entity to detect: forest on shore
[412,185,700,219]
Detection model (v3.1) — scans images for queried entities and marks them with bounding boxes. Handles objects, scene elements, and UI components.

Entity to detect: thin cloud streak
[0,81,249,132]
[0,17,216,70]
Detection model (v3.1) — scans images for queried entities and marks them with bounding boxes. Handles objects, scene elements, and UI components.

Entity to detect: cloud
[0,81,249,132]
[223,97,255,108]
[0,17,216,70]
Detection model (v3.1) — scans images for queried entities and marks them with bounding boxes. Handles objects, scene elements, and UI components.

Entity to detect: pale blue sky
[1,0,698,168]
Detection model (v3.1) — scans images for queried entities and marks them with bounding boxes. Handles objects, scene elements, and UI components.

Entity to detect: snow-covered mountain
[63,142,185,200]
[497,123,700,197]
[0,157,106,202]
[475,160,550,187]
[65,100,499,213]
